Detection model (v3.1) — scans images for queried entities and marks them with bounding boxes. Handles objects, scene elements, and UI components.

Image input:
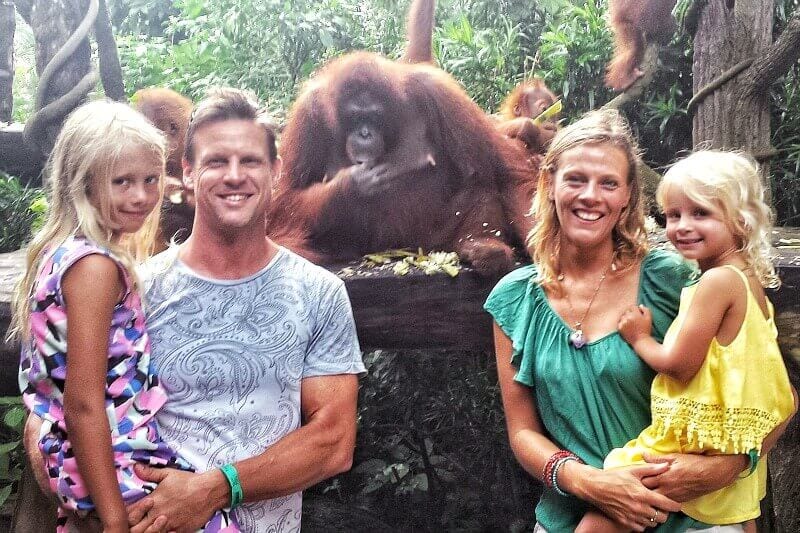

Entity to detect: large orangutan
[131,87,195,249]
[268,50,536,276]
[606,0,678,91]
[496,79,559,161]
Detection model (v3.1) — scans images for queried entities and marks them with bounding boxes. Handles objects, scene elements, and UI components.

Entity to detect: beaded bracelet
[551,455,583,497]
[542,450,574,487]
[542,450,584,496]
[220,463,243,509]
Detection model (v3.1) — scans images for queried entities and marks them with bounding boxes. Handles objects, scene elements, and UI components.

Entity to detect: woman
[485,109,772,532]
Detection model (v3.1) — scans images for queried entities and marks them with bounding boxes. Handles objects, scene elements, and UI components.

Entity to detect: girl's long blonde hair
[657,150,780,288]
[9,99,166,341]
[528,108,648,291]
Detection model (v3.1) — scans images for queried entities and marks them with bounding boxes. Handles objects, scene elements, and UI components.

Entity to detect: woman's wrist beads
[542,450,585,496]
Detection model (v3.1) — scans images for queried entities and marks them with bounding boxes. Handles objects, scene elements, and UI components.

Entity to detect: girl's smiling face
[662,187,738,271]
[106,144,163,239]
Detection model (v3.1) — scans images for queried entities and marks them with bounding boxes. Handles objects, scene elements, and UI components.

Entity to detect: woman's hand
[641,452,748,502]
[566,461,681,531]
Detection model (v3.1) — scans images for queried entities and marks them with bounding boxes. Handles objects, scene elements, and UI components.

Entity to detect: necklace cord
[560,258,615,334]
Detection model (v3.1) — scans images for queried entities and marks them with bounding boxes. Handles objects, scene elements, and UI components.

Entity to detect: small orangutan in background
[131,87,195,250]
[606,0,678,91]
[496,79,559,163]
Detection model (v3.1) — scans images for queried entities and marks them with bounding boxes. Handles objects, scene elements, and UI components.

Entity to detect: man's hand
[127,465,229,533]
[641,452,748,502]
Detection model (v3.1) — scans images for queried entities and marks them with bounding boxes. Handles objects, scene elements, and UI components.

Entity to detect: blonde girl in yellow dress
[576,150,797,533]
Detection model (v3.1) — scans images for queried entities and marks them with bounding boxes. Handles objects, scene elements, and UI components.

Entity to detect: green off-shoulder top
[485,249,703,533]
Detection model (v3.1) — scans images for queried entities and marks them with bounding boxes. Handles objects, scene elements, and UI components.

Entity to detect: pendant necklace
[559,260,613,349]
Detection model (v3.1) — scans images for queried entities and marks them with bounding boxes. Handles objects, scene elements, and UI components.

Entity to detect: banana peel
[532,99,562,125]
[364,249,461,277]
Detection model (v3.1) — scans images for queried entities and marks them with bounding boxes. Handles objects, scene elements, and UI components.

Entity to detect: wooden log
[342,265,501,351]
[0,124,45,183]
[0,248,24,395]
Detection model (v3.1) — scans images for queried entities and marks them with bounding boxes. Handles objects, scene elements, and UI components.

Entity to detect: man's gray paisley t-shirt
[140,247,365,532]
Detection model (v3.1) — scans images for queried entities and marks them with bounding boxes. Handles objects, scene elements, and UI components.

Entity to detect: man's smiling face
[183,119,279,236]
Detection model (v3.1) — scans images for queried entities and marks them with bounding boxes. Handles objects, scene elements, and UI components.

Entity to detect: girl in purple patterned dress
[10,101,238,532]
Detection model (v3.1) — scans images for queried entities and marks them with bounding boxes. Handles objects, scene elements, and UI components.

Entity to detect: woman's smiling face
[551,142,631,250]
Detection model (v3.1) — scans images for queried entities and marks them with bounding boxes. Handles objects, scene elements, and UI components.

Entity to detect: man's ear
[271,156,283,182]
[182,157,194,191]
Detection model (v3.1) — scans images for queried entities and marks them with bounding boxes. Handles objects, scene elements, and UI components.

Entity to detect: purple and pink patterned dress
[19,236,238,531]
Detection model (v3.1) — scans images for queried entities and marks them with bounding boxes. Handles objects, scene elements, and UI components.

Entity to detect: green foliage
[108,0,177,37]
[627,43,694,169]
[0,397,25,508]
[11,12,37,123]
[28,196,48,234]
[437,15,529,111]
[771,1,800,225]
[434,1,554,111]
[118,0,407,112]
[113,0,699,170]
[534,0,694,170]
[0,173,44,253]
[771,68,800,226]
[536,0,614,118]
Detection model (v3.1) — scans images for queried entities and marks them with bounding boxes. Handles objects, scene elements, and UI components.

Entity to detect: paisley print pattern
[142,247,365,532]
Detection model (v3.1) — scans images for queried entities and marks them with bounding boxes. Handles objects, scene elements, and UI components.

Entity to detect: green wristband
[738,449,760,479]
[747,449,760,476]
[220,463,243,508]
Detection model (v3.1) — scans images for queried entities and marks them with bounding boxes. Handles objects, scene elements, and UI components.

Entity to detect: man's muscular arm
[237,373,358,499]
[129,374,358,533]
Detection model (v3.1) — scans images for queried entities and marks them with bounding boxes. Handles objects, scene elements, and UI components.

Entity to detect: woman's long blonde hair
[9,99,166,341]
[528,108,648,291]
[657,150,780,288]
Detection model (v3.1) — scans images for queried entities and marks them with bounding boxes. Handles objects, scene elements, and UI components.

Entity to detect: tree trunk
[28,0,92,148]
[94,0,124,101]
[0,1,14,122]
[693,0,773,191]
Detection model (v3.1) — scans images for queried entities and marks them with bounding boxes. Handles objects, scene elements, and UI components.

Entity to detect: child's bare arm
[619,269,736,383]
[62,255,129,532]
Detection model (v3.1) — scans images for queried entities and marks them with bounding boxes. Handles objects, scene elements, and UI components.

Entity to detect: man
[126,87,365,532]
[20,88,362,532]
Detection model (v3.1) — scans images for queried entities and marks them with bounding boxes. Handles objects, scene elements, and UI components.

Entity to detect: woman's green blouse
[485,249,700,533]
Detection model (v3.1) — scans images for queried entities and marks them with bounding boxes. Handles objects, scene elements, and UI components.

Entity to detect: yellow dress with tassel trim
[604,265,795,524]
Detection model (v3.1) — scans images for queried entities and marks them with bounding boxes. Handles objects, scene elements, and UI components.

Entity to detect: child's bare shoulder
[66,253,120,278]
[695,267,745,300]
